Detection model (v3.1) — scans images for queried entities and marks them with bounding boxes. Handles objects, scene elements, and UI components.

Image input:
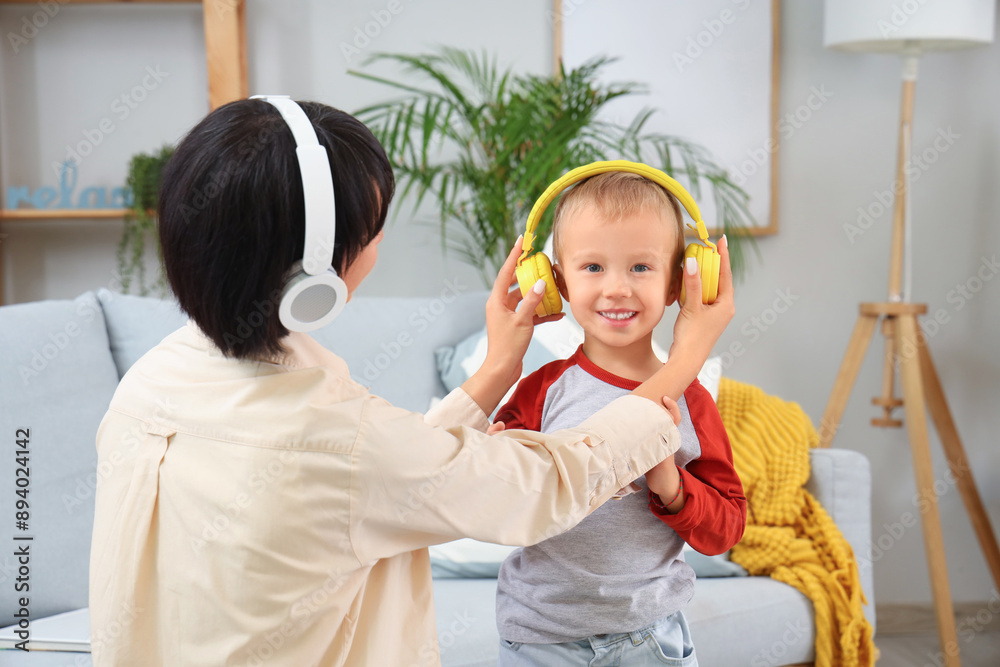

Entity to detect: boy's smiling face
[555,205,679,365]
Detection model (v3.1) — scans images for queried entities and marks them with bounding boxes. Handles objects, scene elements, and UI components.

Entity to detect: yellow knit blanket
[716,377,875,667]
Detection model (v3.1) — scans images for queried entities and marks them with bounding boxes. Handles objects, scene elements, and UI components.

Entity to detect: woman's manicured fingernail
[722,234,728,247]
[686,257,698,275]
[516,234,523,246]
[532,278,546,294]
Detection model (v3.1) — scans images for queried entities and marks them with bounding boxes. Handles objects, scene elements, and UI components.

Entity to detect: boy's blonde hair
[552,171,686,281]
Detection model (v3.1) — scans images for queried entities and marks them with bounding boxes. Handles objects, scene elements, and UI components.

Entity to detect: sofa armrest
[805,448,875,635]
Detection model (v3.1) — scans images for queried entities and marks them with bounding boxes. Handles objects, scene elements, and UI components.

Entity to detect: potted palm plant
[350,48,757,285]
[117,145,173,296]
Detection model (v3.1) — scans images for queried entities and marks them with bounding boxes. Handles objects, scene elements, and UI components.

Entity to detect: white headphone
[252,95,348,332]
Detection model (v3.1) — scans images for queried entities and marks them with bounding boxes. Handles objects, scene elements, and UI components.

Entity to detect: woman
[89,99,733,666]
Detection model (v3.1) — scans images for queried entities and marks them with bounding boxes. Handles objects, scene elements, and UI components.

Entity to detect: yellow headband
[519,160,715,264]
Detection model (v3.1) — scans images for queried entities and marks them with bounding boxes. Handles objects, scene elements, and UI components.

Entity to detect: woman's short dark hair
[159,99,394,360]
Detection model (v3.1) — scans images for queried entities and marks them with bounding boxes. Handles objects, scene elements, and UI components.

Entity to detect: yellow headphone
[515,160,721,317]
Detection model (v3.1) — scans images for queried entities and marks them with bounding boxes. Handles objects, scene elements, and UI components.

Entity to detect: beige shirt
[89,322,680,667]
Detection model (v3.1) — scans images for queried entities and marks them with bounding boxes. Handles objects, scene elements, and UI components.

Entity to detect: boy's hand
[487,421,506,435]
[669,234,735,364]
[462,238,564,416]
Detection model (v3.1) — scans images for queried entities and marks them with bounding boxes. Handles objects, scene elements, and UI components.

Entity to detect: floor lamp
[821,2,999,666]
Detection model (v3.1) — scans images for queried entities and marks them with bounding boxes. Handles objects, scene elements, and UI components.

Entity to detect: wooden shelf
[0,0,246,304]
[0,209,127,220]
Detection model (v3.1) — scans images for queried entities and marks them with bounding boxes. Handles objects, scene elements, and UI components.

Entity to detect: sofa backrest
[0,292,121,621]
[96,287,492,413]
[95,288,187,379]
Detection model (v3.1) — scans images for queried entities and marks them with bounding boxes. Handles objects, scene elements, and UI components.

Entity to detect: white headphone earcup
[278,266,348,332]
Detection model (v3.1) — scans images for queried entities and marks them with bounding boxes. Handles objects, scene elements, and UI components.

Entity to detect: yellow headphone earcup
[515,252,562,317]
[705,245,720,305]
[679,243,721,306]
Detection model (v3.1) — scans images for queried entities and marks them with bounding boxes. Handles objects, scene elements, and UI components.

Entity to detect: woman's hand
[461,237,563,416]
[632,235,735,405]
[484,237,565,386]
[669,234,736,365]
[645,397,685,512]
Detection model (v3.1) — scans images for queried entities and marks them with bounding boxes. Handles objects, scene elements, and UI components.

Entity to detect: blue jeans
[497,611,697,666]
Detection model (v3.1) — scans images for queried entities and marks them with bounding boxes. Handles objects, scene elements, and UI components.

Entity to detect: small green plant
[350,47,757,286]
[117,145,173,295]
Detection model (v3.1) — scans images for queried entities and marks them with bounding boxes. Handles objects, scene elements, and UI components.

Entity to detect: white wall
[1,0,998,608]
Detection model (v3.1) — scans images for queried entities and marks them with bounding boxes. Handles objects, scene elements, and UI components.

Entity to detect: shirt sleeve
[424,385,493,432]
[351,392,682,563]
[648,380,747,556]
[493,370,548,431]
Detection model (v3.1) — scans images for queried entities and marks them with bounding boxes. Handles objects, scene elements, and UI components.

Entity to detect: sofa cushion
[0,292,121,622]
[687,577,815,665]
[431,575,814,667]
[681,546,748,578]
[96,288,187,378]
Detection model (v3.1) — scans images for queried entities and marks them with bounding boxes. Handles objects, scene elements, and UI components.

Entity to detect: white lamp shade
[825,0,995,53]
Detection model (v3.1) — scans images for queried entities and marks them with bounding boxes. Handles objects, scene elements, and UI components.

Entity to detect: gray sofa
[0,288,874,666]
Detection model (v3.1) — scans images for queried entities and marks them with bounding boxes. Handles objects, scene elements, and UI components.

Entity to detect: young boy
[494,172,746,666]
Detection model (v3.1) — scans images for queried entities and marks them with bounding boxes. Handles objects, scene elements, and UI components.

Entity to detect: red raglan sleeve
[648,379,746,556]
[493,368,548,431]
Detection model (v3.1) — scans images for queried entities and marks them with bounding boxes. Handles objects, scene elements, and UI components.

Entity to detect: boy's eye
[584,264,602,273]
[632,264,650,273]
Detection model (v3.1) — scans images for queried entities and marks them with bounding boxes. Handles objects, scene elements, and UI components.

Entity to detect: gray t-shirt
[495,358,702,643]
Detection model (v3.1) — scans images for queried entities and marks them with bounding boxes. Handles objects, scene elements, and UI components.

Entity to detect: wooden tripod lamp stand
[822,2,999,666]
